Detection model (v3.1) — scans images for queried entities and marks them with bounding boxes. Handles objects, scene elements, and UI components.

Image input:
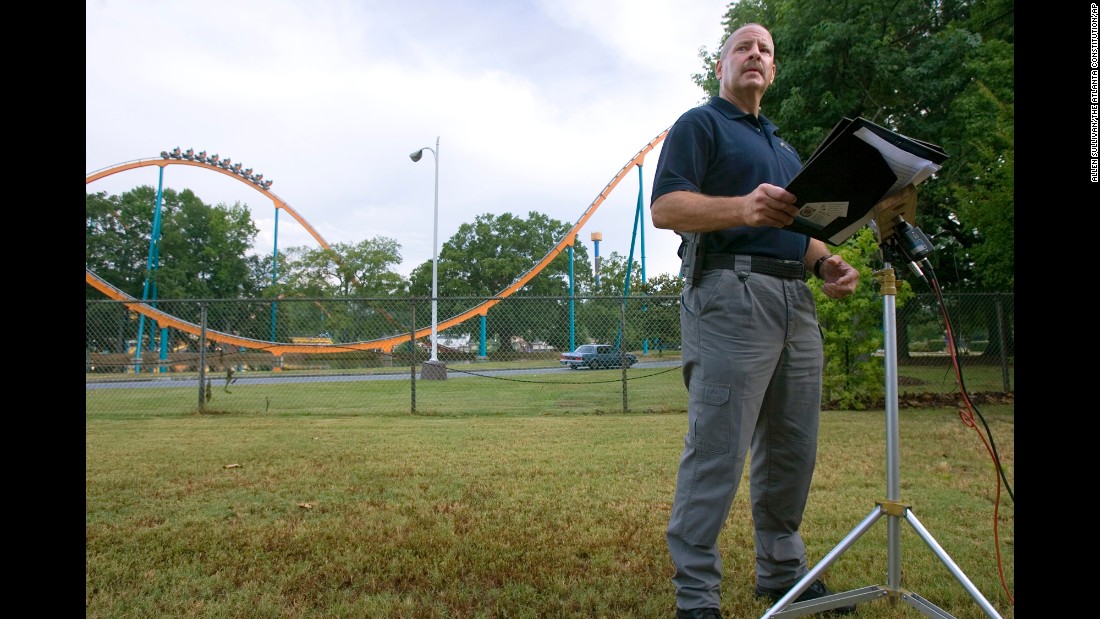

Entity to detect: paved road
[86,360,682,390]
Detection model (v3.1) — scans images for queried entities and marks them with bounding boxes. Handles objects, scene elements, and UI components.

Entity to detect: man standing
[650,23,860,618]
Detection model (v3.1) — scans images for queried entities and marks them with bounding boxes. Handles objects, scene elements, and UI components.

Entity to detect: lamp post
[410,137,446,379]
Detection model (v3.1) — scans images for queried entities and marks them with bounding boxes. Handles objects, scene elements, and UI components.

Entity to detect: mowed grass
[86,372,1014,619]
[84,361,1012,418]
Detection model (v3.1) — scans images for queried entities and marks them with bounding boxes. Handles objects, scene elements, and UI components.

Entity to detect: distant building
[510,336,555,352]
[437,334,472,352]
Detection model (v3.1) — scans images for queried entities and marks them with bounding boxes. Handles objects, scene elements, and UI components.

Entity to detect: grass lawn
[87,384,1014,618]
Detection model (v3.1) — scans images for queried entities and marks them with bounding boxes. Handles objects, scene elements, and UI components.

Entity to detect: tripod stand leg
[904,510,1004,618]
[760,507,888,619]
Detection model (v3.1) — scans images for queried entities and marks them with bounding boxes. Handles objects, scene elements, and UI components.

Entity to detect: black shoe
[675,608,723,619]
[755,579,856,615]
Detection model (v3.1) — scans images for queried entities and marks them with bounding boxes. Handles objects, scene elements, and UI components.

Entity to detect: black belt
[703,254,806,279]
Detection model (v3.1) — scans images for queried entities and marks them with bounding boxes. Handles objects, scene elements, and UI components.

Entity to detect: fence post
[621,300,628,414]
[995,295,1011,393]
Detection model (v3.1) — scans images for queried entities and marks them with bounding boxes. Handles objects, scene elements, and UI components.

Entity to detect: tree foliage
[406,211,590,352]
[157,193,260,299]
[273,239,407,298]
[86,188,157,300]
[813,228,918,408]
[591,251,644,297]
[409,211,588,297]
[86,186,263,300]
[942,38,1014,290]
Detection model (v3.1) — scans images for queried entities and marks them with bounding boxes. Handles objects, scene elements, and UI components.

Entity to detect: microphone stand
[759,196,1004,618]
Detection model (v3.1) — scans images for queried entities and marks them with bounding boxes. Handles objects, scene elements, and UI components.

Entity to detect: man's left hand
[819,256,859,299]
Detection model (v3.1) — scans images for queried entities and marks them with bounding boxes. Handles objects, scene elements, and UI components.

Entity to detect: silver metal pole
[431,136,439,362]
[882,263,902,590]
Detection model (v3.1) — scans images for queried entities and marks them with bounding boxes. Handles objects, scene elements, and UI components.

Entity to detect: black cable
[924,262,1014,503]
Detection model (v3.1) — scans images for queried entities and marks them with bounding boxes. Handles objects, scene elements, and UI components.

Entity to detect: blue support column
[479,315,487,358]
[619,164,648,352]
[135,167,166,373]
[591,232,602,287]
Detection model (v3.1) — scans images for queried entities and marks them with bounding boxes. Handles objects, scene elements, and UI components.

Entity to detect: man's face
[716,25,776,102]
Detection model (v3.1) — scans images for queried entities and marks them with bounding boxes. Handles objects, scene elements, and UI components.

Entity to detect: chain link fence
[86,292,1013,414]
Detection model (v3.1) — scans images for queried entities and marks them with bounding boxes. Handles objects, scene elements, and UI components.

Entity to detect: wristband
[813,254,834,279]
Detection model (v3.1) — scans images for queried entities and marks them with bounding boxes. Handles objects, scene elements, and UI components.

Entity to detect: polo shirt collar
[708,96,777,133]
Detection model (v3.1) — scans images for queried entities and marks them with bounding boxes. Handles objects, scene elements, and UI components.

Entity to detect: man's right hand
[742,183,798,228]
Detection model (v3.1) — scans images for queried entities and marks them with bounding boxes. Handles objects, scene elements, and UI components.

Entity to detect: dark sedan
[560,344,638,370]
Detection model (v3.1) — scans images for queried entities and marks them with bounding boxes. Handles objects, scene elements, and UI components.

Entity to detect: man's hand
[818,255,859,299]
[742,183,798,227]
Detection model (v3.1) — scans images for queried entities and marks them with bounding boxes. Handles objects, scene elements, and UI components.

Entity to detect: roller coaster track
[86,129,668,356]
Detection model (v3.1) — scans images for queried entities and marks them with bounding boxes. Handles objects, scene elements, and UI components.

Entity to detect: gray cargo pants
[668,256,824,611]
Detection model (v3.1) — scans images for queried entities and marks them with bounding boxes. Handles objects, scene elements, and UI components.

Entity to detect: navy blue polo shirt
[651,96,808,261]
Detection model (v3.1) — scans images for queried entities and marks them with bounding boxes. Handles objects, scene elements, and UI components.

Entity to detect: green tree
[264,240,409,343]
[409,212,589,352]
[939,38,1014,291]
[86,186,263,301]
[86,188,157,300]
[411,212,588,296]
[156,191,261,300]
[636,271,684,353]
[814,228,916,409]
[274,239,407,297]
[639,271,684,298]
[577,252,645,349]
[591,251,644,297]
[268,245,331,297]
[335,238,409,297]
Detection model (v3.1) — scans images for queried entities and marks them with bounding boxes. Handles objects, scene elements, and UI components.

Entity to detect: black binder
[784,117,948,245]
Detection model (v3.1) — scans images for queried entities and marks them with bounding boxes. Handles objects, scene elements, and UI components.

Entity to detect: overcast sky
[86,0,732,282]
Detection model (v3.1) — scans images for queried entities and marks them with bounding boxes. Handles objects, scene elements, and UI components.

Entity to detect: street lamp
[410,137,445,377]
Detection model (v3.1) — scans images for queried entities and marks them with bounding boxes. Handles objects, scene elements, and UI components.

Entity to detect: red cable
[931,278,1014,605]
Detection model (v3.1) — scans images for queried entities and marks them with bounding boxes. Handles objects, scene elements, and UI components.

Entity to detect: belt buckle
[781,259,804,276]
[753,257,804,279]
[781,259,806,279]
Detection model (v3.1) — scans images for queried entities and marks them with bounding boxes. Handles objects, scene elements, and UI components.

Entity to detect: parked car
[560,344,638,370]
